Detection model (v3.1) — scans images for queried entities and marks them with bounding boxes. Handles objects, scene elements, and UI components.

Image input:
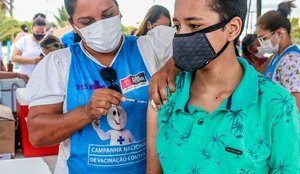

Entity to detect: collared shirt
[157,58,300,174]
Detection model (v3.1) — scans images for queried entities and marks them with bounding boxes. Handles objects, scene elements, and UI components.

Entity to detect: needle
[125,98,148,104]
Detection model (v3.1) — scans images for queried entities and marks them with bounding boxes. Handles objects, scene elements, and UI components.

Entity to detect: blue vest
[66,36,150,174]
[264,45,300,80]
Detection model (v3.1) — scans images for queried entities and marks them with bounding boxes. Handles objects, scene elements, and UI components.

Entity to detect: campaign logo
[120,72,149,93]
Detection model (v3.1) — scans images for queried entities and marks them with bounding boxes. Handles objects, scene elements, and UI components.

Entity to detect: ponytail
[277,0,296,17]
[257,0,296,34]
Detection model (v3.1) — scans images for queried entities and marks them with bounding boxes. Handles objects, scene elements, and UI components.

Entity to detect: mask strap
[215,41,230,57]
[200,18,232,33]
[175,17,235,37]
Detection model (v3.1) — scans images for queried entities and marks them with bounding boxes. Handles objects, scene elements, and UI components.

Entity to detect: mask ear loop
[215,41,230,57]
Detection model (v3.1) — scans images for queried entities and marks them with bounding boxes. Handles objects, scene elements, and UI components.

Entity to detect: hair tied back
[277,0,296,17]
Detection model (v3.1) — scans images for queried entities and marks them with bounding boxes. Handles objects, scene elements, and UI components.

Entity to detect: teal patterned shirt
[156,58,300,174]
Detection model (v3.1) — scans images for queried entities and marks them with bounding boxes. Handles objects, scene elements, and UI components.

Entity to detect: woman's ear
[226,16,242,42]
[276,27,287,37]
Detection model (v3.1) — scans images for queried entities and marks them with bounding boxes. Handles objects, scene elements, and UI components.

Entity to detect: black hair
[207,0,247,45]
[64,0,119,19]
[33,13,46,20]
[257,0,296,34]
[21,24,28,32]
[135,5,171,36]
[32,17,47,27]
[40,35,64,51]
[241,34,257,56]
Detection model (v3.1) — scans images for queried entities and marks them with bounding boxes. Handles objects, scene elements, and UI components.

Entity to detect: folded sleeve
[137,26,176,75]
[25,49,71,108]
[14,36,25,51]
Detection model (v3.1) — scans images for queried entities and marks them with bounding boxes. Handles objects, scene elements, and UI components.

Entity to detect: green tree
[121,25,137,35]
[53,5,68,27]
[0,8,20,41]
[0,0,14,17]
[291,17,300,44]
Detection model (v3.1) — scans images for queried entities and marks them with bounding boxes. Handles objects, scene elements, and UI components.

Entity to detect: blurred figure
[0,42,6,71]
[40,35,64,56]
[61,30,81,47]
[13,24,30,43]
[33,13,46,20]
[241,34,269,71]
[135,5,171,36]
[130,28,137,35]
[11,17,47,76]
[256,0,300,111]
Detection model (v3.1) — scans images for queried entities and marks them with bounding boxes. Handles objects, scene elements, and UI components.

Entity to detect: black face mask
[33,33,45,41]
[173,18,232,72]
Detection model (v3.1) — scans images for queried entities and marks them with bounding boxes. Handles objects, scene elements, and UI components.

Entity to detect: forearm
[27,105,93,147]
[12,55,37,64]
[146,104,162,174]
[0,72,18,79]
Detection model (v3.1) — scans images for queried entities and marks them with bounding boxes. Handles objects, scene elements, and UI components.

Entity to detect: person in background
[0,41,29,82]
[61,30,81,47]
[135,5,171,36]
[25,0,175,173]
[241,34,269,72]
[147,0,299,173]
[256,0,300,111]
[130,28,137,35]
[11,17,46,77]
[0,42,6,71]
[33,13,46,20]
[40,35,64,56]
[13,24,30,44]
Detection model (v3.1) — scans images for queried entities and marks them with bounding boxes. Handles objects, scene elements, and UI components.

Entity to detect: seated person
[40,35,64,56]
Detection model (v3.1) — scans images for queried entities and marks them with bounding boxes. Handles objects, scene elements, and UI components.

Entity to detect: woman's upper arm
[11,47,22,58]
[147,103,159,138]
[25,50,70,107]
[147,103,162,174]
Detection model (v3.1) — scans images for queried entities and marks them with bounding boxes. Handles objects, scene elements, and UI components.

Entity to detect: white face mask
[75,15,122,53]
[255,47,265,59]
[257,33,280,55]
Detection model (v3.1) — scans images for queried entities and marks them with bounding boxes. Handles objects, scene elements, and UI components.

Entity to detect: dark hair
[135,5,171,36]
[32,17,47,27]
[64,0,119,19]
[33,13,46,20]
[207,0,247,45]
[257,0,296,34]
[40,35,64,51]
[21,24,28,32]
[241,34,257,56]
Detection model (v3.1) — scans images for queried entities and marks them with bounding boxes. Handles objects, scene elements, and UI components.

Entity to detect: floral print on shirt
[275,51,300,92]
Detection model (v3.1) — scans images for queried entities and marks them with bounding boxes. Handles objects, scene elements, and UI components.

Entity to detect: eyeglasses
[100,67,122,93]
[257,32,274,43]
